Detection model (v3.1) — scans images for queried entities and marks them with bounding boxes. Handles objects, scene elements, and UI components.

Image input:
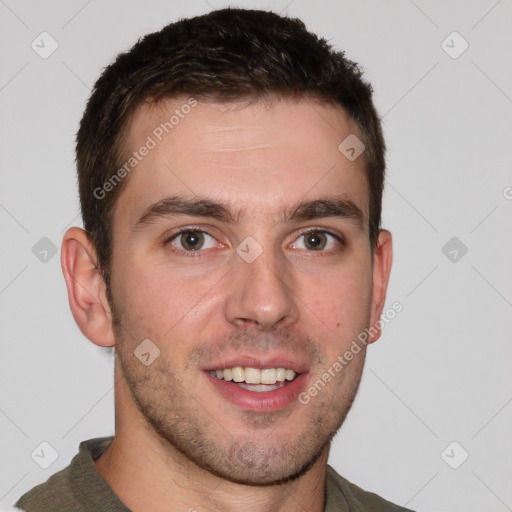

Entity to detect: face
[108,97,381,485]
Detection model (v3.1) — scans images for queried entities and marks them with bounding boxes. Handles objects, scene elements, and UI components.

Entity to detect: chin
[198,438,330,486]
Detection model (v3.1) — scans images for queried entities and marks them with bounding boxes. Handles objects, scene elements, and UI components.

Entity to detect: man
[16,7,410,512]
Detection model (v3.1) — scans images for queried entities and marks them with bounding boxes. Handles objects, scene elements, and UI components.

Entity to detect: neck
[95,366,329,512]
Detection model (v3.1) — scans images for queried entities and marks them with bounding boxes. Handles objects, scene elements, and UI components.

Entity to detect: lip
[201,356,309,374]
[204,370,309,412]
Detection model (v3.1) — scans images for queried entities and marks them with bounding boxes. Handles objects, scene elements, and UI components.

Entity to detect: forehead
[114,97,369,229]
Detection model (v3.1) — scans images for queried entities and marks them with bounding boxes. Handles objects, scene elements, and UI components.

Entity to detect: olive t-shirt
[15,437,414,512]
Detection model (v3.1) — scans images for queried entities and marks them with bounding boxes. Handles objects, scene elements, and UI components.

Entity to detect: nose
[223,244,299,330]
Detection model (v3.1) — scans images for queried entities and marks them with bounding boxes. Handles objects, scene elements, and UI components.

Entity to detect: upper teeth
[210,367,297,385]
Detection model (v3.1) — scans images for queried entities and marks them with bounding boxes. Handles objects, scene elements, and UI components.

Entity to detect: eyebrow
[132,195,365,231]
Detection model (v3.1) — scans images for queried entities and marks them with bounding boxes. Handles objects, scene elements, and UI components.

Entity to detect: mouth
[208,366,298,392]
[203,361,308,412]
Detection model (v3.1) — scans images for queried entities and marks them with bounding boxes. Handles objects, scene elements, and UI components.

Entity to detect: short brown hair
[76,7,385,291]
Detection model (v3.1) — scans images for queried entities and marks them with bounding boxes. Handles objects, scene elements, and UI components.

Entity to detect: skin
[61,97,392,512]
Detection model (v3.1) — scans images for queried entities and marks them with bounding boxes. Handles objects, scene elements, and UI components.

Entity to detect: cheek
[112,254,225,346]
[298,260,373,346]
[111,260,189,339]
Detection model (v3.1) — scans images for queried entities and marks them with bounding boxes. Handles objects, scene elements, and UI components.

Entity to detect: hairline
[110,91,372,227]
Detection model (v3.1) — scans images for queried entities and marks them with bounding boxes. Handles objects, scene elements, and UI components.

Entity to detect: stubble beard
[112,309,366,486]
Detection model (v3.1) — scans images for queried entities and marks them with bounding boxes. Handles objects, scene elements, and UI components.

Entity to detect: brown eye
[304,231,327,250]
[180,231,204,250]
[290,230,343,252]
[169,230,217,252]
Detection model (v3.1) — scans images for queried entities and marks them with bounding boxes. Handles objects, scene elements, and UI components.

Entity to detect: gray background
[1,1,511,511]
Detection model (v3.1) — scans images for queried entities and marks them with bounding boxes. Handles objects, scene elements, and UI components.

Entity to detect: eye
[290,230,343,251]
[168,230,218,251]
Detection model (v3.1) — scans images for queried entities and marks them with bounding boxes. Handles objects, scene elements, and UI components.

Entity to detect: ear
[367,229,393,344]
[61,227,116,347]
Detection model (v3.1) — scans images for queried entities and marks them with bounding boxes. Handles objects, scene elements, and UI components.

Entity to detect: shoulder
[325,465,416,512]
[15,460,79,511]
[15,437,125,512]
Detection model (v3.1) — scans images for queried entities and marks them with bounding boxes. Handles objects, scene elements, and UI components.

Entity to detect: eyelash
[164,226,346,258]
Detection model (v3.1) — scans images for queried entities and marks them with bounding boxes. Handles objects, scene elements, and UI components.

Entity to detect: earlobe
[368,229,393,344]
[61,227,116,347]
